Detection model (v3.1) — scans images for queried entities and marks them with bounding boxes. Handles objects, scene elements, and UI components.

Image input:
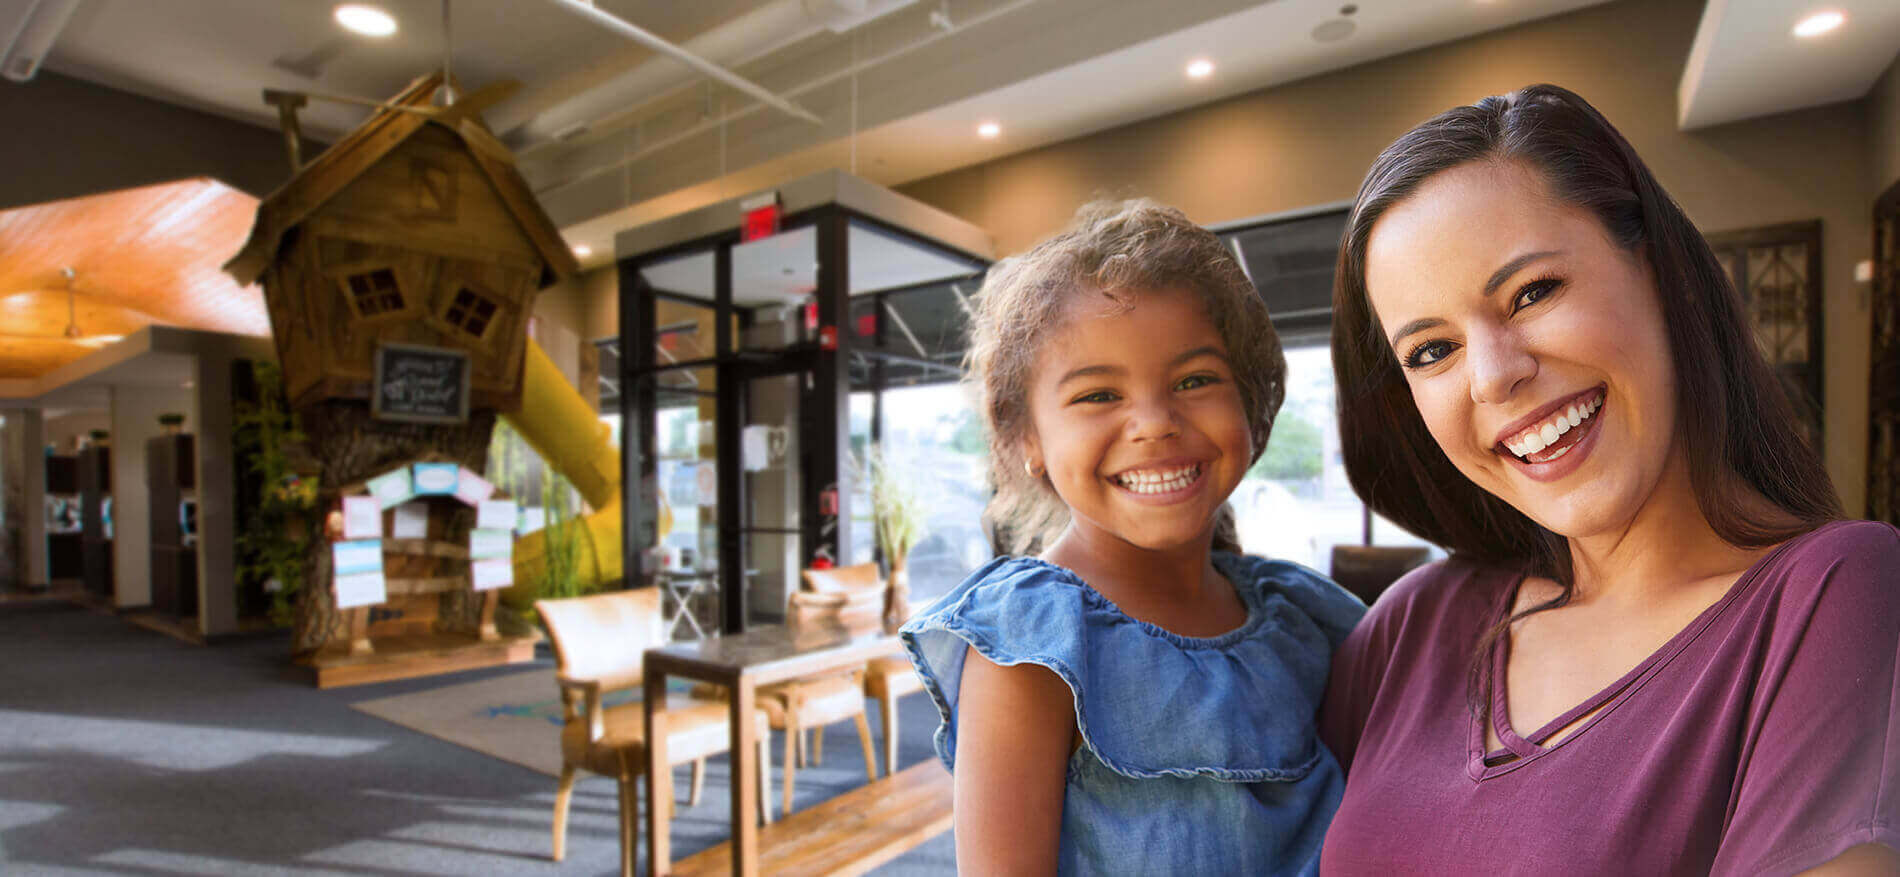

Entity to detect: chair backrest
[536,587,665,684]
[1329,544,1433,606]
[800,562,882,597]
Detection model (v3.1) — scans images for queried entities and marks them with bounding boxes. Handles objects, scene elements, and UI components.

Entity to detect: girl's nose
[1126,396,1182,442]
[1467,325,1536,405]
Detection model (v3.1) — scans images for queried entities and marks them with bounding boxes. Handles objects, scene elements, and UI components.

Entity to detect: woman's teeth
[1114,464,1200,494]
[1504,394,1603,459]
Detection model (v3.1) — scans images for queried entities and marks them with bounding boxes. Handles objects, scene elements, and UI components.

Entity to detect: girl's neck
[1041,522,1228,621]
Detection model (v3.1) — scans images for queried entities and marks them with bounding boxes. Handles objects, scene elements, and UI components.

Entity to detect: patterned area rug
[351,668,641,776]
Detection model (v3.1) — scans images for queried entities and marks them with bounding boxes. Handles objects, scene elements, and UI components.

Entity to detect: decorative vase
[883,563,912,627]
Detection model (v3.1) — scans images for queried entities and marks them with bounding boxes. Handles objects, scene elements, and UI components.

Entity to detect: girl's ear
[1020,429,1044,480]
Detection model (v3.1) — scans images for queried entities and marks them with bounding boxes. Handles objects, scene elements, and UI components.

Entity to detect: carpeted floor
[0,600,956,875]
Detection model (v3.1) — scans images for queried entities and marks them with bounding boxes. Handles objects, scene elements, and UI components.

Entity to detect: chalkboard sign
[372,343,470,424]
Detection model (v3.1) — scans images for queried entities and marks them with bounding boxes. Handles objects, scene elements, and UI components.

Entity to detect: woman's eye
[1072,390,1117,404]
[1403,340,1456,369]
[1512,278,1561,312]
[1176,374,1220,391]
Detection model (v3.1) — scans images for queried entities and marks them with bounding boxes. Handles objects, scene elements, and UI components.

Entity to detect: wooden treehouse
[224,72,579,687]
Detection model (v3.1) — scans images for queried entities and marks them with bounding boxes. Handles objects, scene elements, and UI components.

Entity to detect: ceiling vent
[801,0,920,34]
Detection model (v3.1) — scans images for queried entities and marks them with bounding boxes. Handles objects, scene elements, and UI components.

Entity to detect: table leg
[730,679,759,877]
[645,670,671,875]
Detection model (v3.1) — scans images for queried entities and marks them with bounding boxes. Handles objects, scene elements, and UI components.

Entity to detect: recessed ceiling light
[1186,59,1215,79]
[572,244,593,258]
[1792,10,1845,37]
[335,4,398,38]
[977,121,1001,139]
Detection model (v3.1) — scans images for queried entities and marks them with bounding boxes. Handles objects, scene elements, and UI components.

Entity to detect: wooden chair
[759,585,879,816]
[799,563,926,775]
[1329,544,1433,606]
[537,587,772,876]
[863,654,923,776]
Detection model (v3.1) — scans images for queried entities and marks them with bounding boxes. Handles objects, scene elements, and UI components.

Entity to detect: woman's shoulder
[1745,519,1900,614]
[1766,518,1900,567]
[1358,553,1518,631]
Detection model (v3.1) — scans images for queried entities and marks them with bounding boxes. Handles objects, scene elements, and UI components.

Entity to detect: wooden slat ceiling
[0,177,269,379]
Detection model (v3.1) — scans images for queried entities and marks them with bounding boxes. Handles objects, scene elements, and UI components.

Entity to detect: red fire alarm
[818,326,838,350]
[740,191,781,242]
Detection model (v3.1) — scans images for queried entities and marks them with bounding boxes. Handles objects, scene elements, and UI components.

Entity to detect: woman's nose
[1467,326,1536,405]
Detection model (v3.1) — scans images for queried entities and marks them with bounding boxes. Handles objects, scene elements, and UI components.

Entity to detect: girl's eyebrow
[1055,346,1228,388]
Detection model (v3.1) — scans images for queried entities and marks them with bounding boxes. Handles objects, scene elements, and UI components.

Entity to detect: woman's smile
[1493,386,1606,481]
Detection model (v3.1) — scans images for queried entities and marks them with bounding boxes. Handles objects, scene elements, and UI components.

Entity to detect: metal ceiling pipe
[539,0,825,127]
[1,0,82,83]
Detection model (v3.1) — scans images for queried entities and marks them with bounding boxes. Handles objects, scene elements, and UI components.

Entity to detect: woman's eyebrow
[1390,317,1444,348]
[1483,249,1563,296]
[1386,250,1565,347]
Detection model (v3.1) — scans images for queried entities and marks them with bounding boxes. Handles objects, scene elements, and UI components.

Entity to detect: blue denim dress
[902,552,1365,876]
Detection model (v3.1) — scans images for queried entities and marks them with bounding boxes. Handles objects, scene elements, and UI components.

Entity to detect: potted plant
[157,412,186,435]
[868,446,926,625]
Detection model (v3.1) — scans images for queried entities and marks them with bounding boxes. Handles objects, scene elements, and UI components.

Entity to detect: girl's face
[1362,161,1679,539]
[1021,286,1254,553]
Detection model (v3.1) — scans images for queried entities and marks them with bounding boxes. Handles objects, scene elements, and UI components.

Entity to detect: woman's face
[1362,161,1679,539]
[1021,286,1254,553]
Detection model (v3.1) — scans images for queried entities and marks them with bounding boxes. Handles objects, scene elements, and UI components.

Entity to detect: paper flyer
[366,468,414,509]
[471,558,513,591]
[453,468,495,505]
[476,499,518,531]
[392,502,429,540]
[334,571,388,609]
[468,528,513,560]
[412,462,460,496]
[341,495,382,540]
[331,539,383,576]
[518,507,547,534]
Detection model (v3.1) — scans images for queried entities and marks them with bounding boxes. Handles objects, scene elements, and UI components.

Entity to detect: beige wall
[1873,55,1900,195]
[898,0,1880,515]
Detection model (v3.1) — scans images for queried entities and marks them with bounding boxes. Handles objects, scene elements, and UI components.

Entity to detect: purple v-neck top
[1319,520,1900,875]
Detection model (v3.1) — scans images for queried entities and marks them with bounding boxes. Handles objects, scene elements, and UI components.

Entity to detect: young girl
[902,200,1365,875]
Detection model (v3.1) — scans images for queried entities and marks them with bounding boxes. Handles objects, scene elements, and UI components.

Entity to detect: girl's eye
[1402,340,1456,369]
[1072,390,1118,405]
[1176,373,1220,391]
[1512,277,1561,313]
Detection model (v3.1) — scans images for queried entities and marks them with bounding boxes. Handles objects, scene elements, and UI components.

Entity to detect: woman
[1320,84,1899,875]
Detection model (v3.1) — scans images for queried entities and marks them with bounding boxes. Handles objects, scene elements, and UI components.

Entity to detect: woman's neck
[1563,450,1776,607]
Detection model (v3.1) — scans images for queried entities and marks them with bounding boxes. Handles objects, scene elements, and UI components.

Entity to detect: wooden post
[262,89,308,172]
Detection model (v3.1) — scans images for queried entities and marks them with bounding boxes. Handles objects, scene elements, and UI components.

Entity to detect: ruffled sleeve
[901,554,1361,783]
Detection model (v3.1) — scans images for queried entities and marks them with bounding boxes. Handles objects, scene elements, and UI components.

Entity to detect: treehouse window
[346,268,405,317]
[445,287,500,338]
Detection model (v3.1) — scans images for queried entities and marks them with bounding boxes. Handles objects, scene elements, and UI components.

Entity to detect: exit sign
[740,191,780,242]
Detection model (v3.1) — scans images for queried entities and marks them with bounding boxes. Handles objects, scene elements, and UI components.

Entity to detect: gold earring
[1024,460,1040,478]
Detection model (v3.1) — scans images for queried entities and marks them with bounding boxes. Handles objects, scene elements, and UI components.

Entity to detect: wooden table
[643,618,905,876]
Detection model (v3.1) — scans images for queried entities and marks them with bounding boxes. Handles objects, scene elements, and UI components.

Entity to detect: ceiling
[31,0,1648,265]
[0,178,269,380]
[1678,0,1900,130]
[3,0,1895,388]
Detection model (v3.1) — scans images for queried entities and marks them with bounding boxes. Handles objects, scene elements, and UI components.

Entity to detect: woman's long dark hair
[1331,84,1842,710]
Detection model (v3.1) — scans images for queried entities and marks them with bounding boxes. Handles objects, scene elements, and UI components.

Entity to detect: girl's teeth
[1117,465,1199,494]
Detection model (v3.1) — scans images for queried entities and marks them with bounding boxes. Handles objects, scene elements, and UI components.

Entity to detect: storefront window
[872,382,991,607]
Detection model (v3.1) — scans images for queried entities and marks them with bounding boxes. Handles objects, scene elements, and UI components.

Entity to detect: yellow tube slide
[502,340,623,603]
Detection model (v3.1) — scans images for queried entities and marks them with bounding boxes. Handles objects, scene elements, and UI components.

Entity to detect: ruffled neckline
[994,552,1267,650]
